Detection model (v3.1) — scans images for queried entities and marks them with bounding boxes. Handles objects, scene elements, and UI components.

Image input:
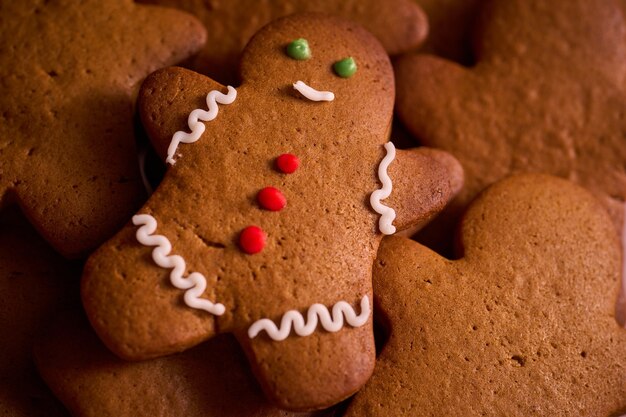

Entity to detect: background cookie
[137,0,428,84]
[346,174,626,416]
[394,0,626,254]
[0,0,206,258]
[416,0,483,65]
[0,207,80,417]
[35,310,323,417]
[82,13,463,410]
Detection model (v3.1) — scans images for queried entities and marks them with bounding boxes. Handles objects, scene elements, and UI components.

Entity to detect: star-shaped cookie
[81,13,463,410]
[137,0,428,84]
[0,0,206,257]
[395,0,626,248]
[345,174,626,416]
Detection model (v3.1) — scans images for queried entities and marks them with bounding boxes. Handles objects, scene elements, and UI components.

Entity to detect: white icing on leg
[133,214,225,316]
[293,80,335,102]
[370,142,397,235]
[166,86,237,165]
[248,296,370,341]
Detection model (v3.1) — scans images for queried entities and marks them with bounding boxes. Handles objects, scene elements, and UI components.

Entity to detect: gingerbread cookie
[35,310,326,417]
[81,13,463,410]
[417,0,483,65]
[0,207,80,417]
[395,0,626,252]
[0,0,207,258]
[345,174,626,416]
[137,0,428,84]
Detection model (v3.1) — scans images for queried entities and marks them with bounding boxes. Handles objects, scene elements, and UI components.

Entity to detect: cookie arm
[384,147,463,233]
[344,236,450,417]
[138,66,229,163]
[81,220,217,361]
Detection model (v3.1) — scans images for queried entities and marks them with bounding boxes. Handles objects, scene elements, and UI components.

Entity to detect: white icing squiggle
[370,142,397,235]
[248,295,370,341]
[166,86,237,165]
[133,214,226,316]
[293,80,335,102]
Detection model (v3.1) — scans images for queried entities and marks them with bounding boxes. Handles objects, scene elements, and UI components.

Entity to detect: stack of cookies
[1,1,624,416]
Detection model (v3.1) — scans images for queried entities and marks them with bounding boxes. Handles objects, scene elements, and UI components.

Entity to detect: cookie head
[240,12,394,128]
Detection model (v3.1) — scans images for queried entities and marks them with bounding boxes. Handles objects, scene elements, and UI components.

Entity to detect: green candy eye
[286,38,311,60]
[333,57,357,78]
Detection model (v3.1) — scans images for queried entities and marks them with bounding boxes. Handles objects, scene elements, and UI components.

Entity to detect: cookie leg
[237,324,375,411]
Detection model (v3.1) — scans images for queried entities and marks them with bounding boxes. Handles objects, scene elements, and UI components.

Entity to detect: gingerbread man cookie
[81,13,463,410]
[137,0,428,84]
[346,174,626,416]
[395,0,626,252]
[0,0,206,258]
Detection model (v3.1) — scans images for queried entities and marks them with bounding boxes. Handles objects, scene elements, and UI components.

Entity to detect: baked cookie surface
[346,174,626,416]
[137,0,428,84]
[395,0,626,250]
[35,310,320,417]
[0,0,206,257]
[81,13,463,410]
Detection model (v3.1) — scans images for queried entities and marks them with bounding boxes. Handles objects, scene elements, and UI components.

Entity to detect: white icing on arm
[133,214,225,316]
[293,80,335,102]
[248,295,370,341]
[166,86,237,165]
[370,142,397,235]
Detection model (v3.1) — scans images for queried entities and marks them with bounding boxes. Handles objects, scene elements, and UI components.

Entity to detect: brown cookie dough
[82,13,463,410]
[345,174,626,416]
[0,0,207,258]
[137,0,428,84]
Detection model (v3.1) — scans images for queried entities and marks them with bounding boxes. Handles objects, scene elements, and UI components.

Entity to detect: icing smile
[293,80,335,102]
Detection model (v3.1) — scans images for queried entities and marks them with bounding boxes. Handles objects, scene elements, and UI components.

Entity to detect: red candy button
[239,226,266,254]
[257,186,286,211]
[275,153,300,174]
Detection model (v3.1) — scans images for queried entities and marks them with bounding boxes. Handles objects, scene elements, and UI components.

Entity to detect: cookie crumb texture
[346,175,626,416]
[0,0,206,258]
